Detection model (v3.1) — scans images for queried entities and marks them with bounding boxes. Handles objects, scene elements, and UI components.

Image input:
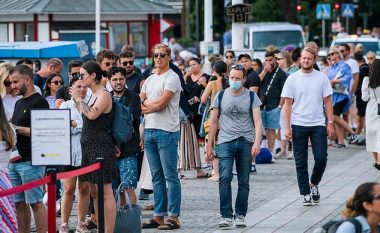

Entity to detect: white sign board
[31,109,71,166]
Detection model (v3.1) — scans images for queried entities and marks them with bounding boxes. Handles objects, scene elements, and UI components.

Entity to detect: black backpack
[314,218,362,233]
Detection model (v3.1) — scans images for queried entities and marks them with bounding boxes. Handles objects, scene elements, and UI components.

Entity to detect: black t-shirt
[12,93,50,162]
[244,68,261,89]
[259,67,287,111]
[356,63,369,95]
[33,73,47,93]
[56,86,70,101]
[126,72,144,94]
[134,66,142,75]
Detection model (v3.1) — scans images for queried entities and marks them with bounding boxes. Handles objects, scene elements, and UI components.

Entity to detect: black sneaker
[311,185,320,203]
[303,194,312,206]
[275,147,281,154]
[250,164,257,174]
[139,189,149,200]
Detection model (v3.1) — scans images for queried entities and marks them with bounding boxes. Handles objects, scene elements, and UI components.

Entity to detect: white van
[243,22,306,61]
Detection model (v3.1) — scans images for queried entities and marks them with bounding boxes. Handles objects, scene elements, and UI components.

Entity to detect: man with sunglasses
[140,44,182,230]
[206,64,262,229]
[54,60,83,108]
[121,44,142,75]
[118,51,144,94]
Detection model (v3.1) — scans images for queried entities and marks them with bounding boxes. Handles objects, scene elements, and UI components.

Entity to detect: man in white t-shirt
[282,47,334,206]
[140,44,182,230]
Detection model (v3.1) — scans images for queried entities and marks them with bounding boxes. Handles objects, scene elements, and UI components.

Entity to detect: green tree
[252,0,284,22]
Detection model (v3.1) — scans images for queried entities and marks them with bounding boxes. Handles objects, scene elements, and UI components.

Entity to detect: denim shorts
[8,161,45,204]
[261,107,281,130]
[112,153,138,190]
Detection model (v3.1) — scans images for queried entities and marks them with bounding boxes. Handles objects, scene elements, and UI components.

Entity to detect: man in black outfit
[258,51,288,157]
[55,60,83,107]
[238,54,261,93]
[9,65,49,232]
[118,51,144,94]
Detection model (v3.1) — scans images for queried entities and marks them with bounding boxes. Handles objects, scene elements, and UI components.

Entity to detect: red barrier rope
[57,162,101,180]
[0,176,51,197]
[0,162,101,197]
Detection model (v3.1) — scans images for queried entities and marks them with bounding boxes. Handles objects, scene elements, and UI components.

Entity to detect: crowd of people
[0,35,379,232]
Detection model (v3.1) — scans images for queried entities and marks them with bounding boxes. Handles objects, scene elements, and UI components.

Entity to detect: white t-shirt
[141,69,182,132]
[345,58,359,88]
[3,94,21,121]
[281,69,333,127]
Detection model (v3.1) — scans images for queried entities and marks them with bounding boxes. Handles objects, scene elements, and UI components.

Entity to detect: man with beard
[9,65,49,232]
[118,51,144,94]
[282,47,334,206]
[109,66,141,205]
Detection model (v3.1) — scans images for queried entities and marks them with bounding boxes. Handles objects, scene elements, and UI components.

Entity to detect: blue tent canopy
[0,40,89,59]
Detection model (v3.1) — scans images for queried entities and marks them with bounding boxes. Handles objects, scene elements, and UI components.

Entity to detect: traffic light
[297,5,302,12]
[334,3,340,10]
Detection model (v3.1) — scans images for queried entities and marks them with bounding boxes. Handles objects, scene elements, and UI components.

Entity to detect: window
[15,22,35,41]
[0,24,7,42]
[129,22,148,57]
[109,22,128,53]
[252,31,304,51]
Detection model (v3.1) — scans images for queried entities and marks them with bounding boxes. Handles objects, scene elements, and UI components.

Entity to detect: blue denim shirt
[326,60,352,111]
[336,215,380,233]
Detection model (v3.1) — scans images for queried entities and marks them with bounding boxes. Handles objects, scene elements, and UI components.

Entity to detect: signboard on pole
[316,4,331,20]
[31,109,71,166]
[226,3,252,23]
[342,4,354,18]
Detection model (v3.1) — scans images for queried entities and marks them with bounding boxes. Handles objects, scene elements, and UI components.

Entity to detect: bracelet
[328,120,334,124]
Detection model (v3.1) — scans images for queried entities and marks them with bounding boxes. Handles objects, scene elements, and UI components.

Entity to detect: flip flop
[142,219,161,229]
[197,173,212,178]
[158,219,180,230]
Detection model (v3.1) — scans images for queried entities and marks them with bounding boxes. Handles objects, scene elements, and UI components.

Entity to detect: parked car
[330,36,380,59]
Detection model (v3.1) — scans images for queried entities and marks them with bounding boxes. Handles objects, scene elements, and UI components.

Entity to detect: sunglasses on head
[153,53,167,59]
[51,80,64,85]
[230,64,246,75]
[122,61,134,66]
[4,81,11,87]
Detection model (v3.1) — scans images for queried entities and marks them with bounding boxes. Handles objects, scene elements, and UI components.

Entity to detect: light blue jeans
[144,129,181,217]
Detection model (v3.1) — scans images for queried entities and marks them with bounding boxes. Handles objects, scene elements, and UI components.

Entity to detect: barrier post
[46,168,57,233]
[96,158,105,233]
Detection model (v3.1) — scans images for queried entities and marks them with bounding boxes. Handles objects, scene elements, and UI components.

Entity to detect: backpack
[313,218,362,233]
[104,95,134,143]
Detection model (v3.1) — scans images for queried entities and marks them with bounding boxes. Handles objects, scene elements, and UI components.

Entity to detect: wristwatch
[14,126,20,134]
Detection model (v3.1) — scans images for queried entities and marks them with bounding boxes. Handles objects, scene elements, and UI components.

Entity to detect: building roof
[0,0,179,15]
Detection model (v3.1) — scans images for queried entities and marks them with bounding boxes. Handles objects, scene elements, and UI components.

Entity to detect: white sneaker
[235,215,246,228]
[59,224,70,233]
[285,152,294,160]
[218,218,234,229]
[303,194,313,206]
[274,151,287,159]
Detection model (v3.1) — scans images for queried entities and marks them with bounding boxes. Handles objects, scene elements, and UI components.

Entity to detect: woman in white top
[44,73,64,109]
[58,76,90,233]
[0,96,17,232]
[361,59,380,169]
[0,63,21,121]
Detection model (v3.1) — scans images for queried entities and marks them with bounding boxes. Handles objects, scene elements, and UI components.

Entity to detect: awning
[0,40,89,59]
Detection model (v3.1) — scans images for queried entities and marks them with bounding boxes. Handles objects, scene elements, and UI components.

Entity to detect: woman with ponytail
[336,182,380,232]
[0,95,17,232]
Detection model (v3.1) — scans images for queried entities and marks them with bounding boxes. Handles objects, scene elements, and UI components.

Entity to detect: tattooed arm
[74,91,112,120]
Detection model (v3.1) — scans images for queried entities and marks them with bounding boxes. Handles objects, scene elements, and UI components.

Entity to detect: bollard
[96,157,105,233]
[46,168,57,233]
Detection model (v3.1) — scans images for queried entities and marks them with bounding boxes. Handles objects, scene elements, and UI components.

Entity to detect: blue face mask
[229,79,242,90]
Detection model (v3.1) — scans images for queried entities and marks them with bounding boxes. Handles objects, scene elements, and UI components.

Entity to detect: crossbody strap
[264,67,280,97]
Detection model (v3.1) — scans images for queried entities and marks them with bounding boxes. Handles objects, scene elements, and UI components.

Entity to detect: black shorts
[60,165,80,172]
[333,98,348,116]
[356,94,367,117]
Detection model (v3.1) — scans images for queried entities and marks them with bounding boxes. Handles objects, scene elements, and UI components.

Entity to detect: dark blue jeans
[217,137,253,218]
[292,125,328,195]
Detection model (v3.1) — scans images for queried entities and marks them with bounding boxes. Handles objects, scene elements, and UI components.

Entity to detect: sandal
[197,173,212,178]
[142,219,161,229]
[158,219,180,230]
[85,219,97,230]
[143,204,154,211]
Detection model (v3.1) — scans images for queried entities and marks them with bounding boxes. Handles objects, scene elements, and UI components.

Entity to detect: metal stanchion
[96,158,105,233]
[46,168,57,233]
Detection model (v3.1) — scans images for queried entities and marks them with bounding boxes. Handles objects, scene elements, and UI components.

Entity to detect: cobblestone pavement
[26,144,366,232]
